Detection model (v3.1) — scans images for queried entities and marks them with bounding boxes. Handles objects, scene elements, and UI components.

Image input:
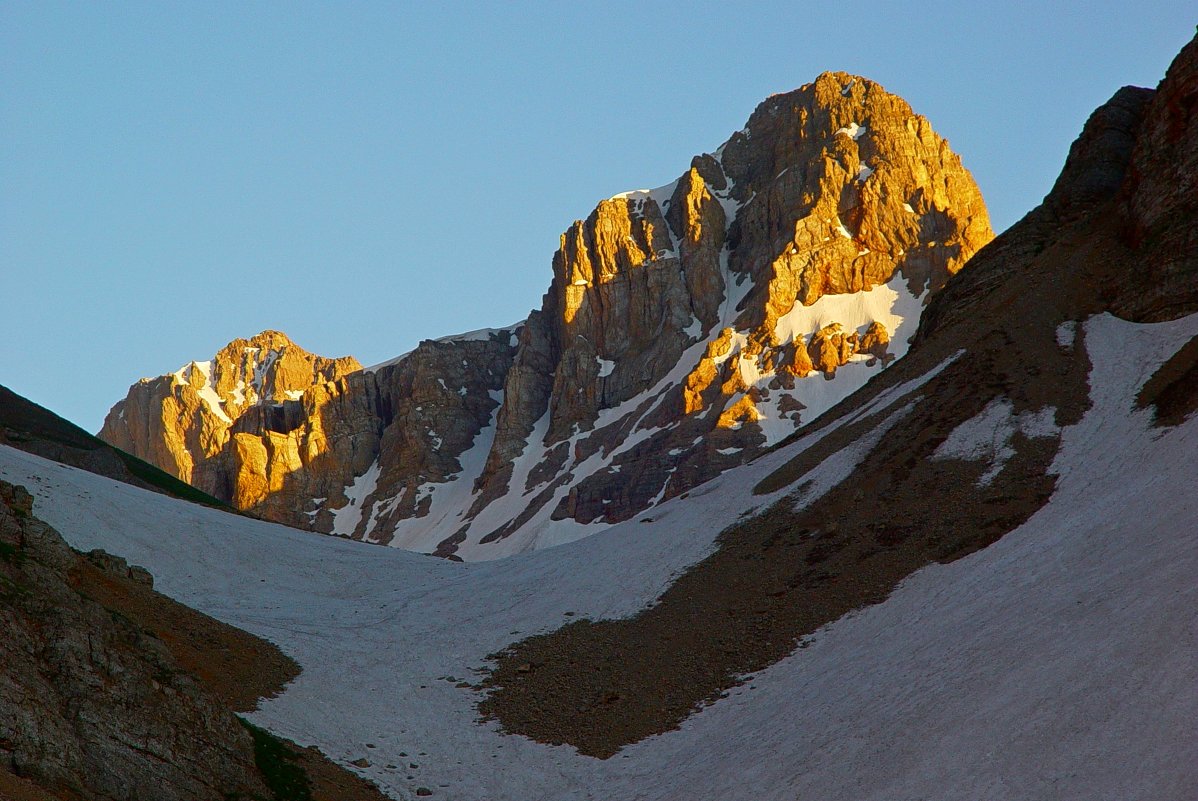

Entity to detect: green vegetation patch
[115,449,229,507]
[237,718,313,801]
[0,383,229,509]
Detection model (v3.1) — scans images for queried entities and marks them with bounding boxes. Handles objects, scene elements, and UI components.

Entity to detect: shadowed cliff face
[102,71,992,558]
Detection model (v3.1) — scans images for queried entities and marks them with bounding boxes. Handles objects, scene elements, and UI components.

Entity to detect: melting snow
[834,122,866,140]
[365,350,412,373]
[365,322,524,373]
[329,461,381,537]
[172,361,232,424]
[772,275,917,348]
[610,179,679,209]
[437,323,522,345]
[934,398,1060,485]
[596,357,616,378]
[1057,320,1078,349]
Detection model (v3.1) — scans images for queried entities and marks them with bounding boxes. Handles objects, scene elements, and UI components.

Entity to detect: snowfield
[2,312,1196,800]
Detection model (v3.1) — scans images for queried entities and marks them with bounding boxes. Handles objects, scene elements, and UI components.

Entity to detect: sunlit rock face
[100,330,362,504]
[451,71,991,557]
[102,71,992,558]
[100,329,518,535]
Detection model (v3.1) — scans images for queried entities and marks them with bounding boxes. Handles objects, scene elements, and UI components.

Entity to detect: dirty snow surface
[3,312,1197,800]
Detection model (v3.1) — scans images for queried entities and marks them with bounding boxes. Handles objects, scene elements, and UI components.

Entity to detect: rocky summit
[102,72,992,559]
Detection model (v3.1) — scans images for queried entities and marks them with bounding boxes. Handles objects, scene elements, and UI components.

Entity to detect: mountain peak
[98,332,362,494]
[100,72,993,558]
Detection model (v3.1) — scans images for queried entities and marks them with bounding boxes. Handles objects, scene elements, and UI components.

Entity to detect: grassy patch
[238,718,313,801]
[0,383,229,509]
[115,448,229,507]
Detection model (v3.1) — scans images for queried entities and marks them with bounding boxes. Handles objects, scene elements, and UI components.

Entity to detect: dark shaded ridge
[0,383,229,509]
[1137,335,1198,426]
[477,328,1084,757]
[474,32,1198,754]
[915,84,1154,346]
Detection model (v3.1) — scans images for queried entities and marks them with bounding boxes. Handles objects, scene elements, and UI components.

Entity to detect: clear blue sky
[3,2,1194,433]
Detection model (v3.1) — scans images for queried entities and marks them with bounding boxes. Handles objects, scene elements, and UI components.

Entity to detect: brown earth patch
[0,768,71,801]
[478,323,1084,757]
[1136,334,1198,426]
[291,745,399,801]
[66,555,394,801]
[69,556,298,712]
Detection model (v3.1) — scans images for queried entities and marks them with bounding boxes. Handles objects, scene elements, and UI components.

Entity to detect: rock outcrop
[100,330,362,500]
[102,328,519,535]
[103,72,992,558]
[0,481,267,800]
[448,72,989,556]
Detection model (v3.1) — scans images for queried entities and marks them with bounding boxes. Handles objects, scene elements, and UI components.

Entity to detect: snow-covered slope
[5,310,1196,800]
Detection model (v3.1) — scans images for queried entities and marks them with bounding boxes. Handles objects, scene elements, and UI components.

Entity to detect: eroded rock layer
[0,481,268,800]
[102,72,992,558]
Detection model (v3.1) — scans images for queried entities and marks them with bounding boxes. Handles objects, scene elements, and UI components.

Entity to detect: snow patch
[834,122,866,140]
[933,399,1060,485]
[1056,321,1078,349]
[172,361,232,424]
[330,461,381,537]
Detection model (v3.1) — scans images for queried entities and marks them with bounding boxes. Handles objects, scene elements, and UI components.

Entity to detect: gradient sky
[2,2,1195,433]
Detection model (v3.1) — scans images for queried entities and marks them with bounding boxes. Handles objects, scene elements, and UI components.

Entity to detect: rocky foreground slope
[0,479,267,799]
[0,475,394,800]
[101,72,991,558]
